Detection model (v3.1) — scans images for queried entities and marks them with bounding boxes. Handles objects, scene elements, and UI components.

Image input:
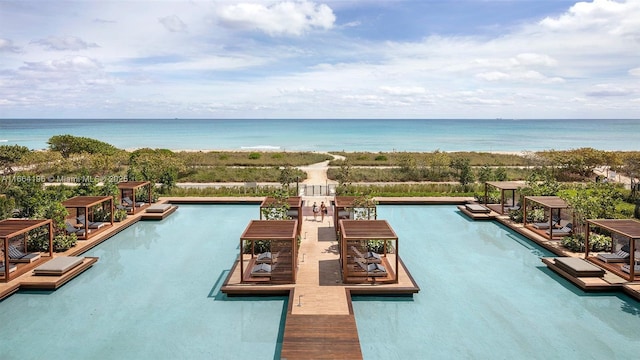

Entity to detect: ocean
[0,118,639,152]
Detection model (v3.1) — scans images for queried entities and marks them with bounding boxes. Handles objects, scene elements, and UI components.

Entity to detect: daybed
[65,222,89,236]
[123,197,145,208]
[465,204,490,213]
[621,263,640,274]
[532,217,561,230]
[597,248,630,263]
[251,263,273,277]
[356,259,387,276]
[146,203,171,213]
[33,256,84,276]
[77,215,106,229]
[351,246,382,263]
[0,262,17,274]
[547,223,572,236]
[8,245,41,263]
[255,251,278,264]
[553,257,604,277]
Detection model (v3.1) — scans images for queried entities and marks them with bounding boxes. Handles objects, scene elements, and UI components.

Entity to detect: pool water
[0,205,287,360]
[1,204,639,359]
[354,206,640,359]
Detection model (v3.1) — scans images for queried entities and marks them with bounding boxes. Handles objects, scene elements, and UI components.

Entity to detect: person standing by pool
[312,202,319,221]
[320,201,327,222]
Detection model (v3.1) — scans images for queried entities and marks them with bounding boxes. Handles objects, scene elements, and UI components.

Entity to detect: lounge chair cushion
[597,250,630,263]
[0,262,17,274]
[8,245,41,263]
[33,256,84,276]
[256,251,278,264]
[465,204,490,213]
[251,263,272,277]
[621,264,640,274]
[554,257,604,277]
[146,204,171,213]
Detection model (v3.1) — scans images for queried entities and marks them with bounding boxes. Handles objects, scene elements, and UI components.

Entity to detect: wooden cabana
[239,220,298,284]
[0,219,52,281]
[62,196,114,240]
[117,181,152,215]
[333,196,377,234]
[260,196,302,235]
[523,196,572,240]
[586,219,640,281]
[484,181,525,214]
[339,220,398,284]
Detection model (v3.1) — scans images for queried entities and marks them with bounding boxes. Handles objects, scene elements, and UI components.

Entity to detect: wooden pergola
[260,196,302,235]
[62,196,114,240]
[523,196,571,240]
[117,181,152,215]
[239,220,298,284]
[339,220,398,284]
[0,219,52,281]
[484,181,525,214]
[333,196,377,234]
[586,219,640,281]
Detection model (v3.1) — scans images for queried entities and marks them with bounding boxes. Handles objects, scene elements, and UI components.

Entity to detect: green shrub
[374,155,387,161]
[114,209,128,222]
[248,152,261,160]
[53,233,77,252]
[561,233,611,252]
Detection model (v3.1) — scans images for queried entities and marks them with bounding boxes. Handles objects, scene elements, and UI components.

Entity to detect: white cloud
[379,86,426,96]
[21,56,102,73]
[585,84,632,97]
[32,36,99,51]
[630,67,640,76]
[217,1,336,36]
[0,38,21,53]
[159,15,187,32]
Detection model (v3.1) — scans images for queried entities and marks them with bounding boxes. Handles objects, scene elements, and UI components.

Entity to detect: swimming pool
[0,205,287,360]
[1,205,639,359]
[354,206,640,359]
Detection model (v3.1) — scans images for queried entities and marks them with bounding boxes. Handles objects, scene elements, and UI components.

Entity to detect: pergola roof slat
[61,196,113,208]
[340,220,397,240]
[525,196,569,209]
[241,220,297,240]
[0,219,52,239]
[587,219,640,239]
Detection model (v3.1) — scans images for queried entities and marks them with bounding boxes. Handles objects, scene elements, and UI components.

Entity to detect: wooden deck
[541,257,626,291]
[0,200,178,301]
[281,314,362,360]
[457,205,497,220]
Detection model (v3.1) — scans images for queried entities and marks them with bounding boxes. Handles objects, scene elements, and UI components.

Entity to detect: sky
[1,0,639,119]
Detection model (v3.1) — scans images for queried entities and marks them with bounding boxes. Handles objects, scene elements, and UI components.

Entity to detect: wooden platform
[541,257,625,291]
[281,314,362,360]
[140,205,179,220]
[457,205,497,220]
[19,257,98,289]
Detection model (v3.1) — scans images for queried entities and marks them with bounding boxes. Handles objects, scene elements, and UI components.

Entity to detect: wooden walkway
[222,196,421,359]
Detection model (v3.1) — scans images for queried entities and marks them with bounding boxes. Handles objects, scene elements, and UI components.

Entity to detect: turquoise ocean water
[1,118,639,152]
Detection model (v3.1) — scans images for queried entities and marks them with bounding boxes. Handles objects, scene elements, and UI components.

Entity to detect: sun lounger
[621,263,640,274]
[123,197,145,207]
[66,222,89,236]
[0,262,17,274]
[250,263,273,277]
[146,203,171,213]
[351,246,382,263]
[356,259,387,276]
[532,217,561,230]
[77,215,106,229]
[255,251,278,264]
[547,223,572,236]
[33,256,84,276]
[465,204,490,213]
[597,249,630,263]
[553,257,604,277]
[8,245,41,263]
